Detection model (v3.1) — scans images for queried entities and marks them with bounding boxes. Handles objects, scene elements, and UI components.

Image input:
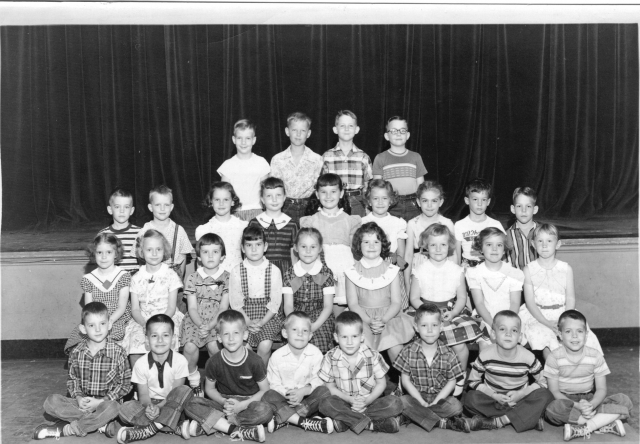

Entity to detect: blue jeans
[401,394,463,431]
[390,196,420,221]
[545,392,632,425]
[319,395,403,434]
[119,385,192,432]
[283,198,310,227]
[262,386,331,423]
[184,395,273,434]
[348,195,367,217]
[43,394,120,437]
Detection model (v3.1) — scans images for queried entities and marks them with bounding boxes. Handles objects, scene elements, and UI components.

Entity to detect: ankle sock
[62,424,75,436]
[438,418,447,428]
[188,370,201,388]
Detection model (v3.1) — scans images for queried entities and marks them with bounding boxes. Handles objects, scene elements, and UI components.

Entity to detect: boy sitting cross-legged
[318,311,404,434]
[116,314,192,443]
[464,310,555,432]
[393,303,473,433]
[262,311,333,434]
[34,302,131,440]
[544,310,633,441]
[182,309,273,442]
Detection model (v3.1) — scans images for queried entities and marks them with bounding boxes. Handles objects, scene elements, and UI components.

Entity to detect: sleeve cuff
[322,287,335,296]
[282,287,293,295]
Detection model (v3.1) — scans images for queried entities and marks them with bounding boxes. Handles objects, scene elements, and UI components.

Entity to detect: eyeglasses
[387,129,408,135]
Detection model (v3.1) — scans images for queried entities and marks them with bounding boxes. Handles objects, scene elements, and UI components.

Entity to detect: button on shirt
[321,145,373,191]
[267,343,325,397]
[270,146,323,199]
[318,344,388,397]
[506,221,539,270]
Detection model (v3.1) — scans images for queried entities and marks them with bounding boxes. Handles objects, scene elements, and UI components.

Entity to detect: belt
[286,197,309,204]
[345,189,362,196]
[537,304,564,310]
[397,193,417,201]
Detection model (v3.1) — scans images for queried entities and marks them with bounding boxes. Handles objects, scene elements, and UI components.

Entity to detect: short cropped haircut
[533,223,560,240]
[196,233,226,258]
[149,184,173,204]
[352,222,391,260]
[418,223,456,257]
[146,314,175,334]
[558,309,587,329]
[283,311,312,329]
[242,225,267,244]
[81,301,109,325]
[295,227,324,246]
[472,227,510,254]
[108,187,134,205]
[233,118,256,135]
[512,186,538,205]
[260,176,286,198]
[416,180,445,200]
[87,233,124,264]
[135,229,171,261]
[492,310,521,329]
[287,112,311,129]
[217,309,247,331]
[204,181,242,213]
[335,311,363,334]
[465,178,493,198]
[386,115,409,131]
[334,110,358,127]
[414,303,441,323]
[365,179,398,209]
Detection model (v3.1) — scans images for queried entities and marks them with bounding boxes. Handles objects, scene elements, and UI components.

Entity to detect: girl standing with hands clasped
[410,223,484,395]
[181,233,230,397]
[196,182,248,272]
[282,227,336,353]
[519,224,602,359]
[122,229,184,367]
[64,234,132,354]
[465,227,524,350]
[345,222,414,363]
[300,173,361,314]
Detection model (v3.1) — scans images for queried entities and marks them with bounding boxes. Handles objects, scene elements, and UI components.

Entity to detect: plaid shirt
[321,144,373,191]
[393,339,464,394]
[318,344,388,397]
[506,221,538,270]
[67,341,132,402]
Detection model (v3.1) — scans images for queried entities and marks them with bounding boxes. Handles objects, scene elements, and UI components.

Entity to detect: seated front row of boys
[35,303,632,442]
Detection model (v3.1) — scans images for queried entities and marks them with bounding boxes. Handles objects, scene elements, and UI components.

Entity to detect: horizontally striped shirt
[319,344,388,397]
[467,344,542,393]
[542,345,610,395]
[98,224,141,272]
[321,144,373,191]
[506,221,538,270]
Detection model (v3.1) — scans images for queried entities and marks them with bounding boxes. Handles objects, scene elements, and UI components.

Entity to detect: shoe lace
[43,428,61,441]
[572,426,591,440]
[596,424,616,434]
[230,427,256,442]
[128,426,155,441]
[300,419,323,433]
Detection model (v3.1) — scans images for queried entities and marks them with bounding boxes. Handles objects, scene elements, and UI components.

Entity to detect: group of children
[35,111,632,443]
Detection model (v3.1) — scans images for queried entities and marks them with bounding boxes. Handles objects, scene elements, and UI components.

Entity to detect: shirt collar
[255,212,292,229]
[138,263,168,279]
[411,337,449,358]
[197,267,225,281]
[283,145,311,159]
[359,257,383,269]
[293,259,323,277]
[332,343,373,362]
[280,343,316,357]
[331,144,362,155]
[147,350,174,370]
[319,208,344,218]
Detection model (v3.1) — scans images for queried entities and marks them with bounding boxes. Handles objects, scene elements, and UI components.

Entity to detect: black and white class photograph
[1,3,638,444]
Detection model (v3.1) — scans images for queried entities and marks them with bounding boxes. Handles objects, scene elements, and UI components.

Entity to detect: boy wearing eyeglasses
[372,116,427,221]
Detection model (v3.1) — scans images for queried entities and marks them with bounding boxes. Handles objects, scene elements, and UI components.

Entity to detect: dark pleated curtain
[1,24,637,230]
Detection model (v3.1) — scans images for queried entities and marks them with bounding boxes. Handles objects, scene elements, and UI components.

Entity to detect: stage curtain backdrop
[1,24,637,230]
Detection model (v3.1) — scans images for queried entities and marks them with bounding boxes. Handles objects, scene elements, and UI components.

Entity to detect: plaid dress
[240,262,284,347]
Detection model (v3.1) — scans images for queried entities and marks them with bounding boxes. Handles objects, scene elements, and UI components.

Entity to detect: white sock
[188,370,201,388]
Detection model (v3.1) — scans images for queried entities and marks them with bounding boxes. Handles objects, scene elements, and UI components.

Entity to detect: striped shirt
[321,144,373,191]
[98,224,141,272]
[67,341,132,401]
[467,344,543,393]
[542,345,610,395]
[319,344,388,397]
[372,150,427,195]
[506,221,538,270]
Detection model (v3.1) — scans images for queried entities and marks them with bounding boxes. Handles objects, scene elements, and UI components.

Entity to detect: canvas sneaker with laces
[188,420,207,437]
[266,418,288,433]
[564,424,591,441]
[33,421,69,440]
[300,417,334,434]
[117,423,158,443]
[99,420,123,438]
[230,424,265,442]
[370,416,400,433]
[332,419,350,433]
[594,419,625,437]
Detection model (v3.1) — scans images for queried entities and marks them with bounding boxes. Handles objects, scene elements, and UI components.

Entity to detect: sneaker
[180,420,191,439]
[192,386,204,398]
[189,420,206,437]
[534,416,545,432]
[332,419,349,433]
[266,418,287,433]
[398,415,411,427]
[469,415,498,431]
[564,424,591,441]
[33,421,69,440]
[370,416,401,433]
[595,419,626,437]
[300,417,333,434]
[117,424,158,443]
[442,416,471,433]
[230,424,265,443]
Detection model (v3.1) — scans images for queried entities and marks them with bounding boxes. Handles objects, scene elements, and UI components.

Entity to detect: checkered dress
[422,297,488,346]
[240,263,283,347]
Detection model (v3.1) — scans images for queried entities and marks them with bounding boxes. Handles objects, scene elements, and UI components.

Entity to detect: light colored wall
[1,239,638,340]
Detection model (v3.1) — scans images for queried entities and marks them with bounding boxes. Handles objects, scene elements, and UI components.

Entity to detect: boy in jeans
[182,310,272,442]
[34,302,130,440]
[372,116,428,221]
[393,303,473,433]
[318,311,403,434]
[99,187,141,274]
[263,311,333,433]
[321,110,372,217]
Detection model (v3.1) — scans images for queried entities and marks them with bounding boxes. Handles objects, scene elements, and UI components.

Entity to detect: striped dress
[249,213,298,274]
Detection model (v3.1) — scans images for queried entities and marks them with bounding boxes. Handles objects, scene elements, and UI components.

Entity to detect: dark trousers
[464,388,554,432]
[347,195,367,217]
[401,394,463,431]
[390,196,420,221]
[545,393,632,425]
[119,385,193,433]
[283,198,310,227]
[263,386,330,424]
[183,396,273,434]
[319,395,403,434]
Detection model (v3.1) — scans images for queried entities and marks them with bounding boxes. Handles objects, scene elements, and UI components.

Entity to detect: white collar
[293,259,323,277]
[91,266,122,282]
[256,212,291,229]
[139,263,169,278]
[86,266,124,290]
[359,257,383,269]
[243,258,269,270]
[319,208,344,218]
[280,343,316,357]
[197,267,225,280]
